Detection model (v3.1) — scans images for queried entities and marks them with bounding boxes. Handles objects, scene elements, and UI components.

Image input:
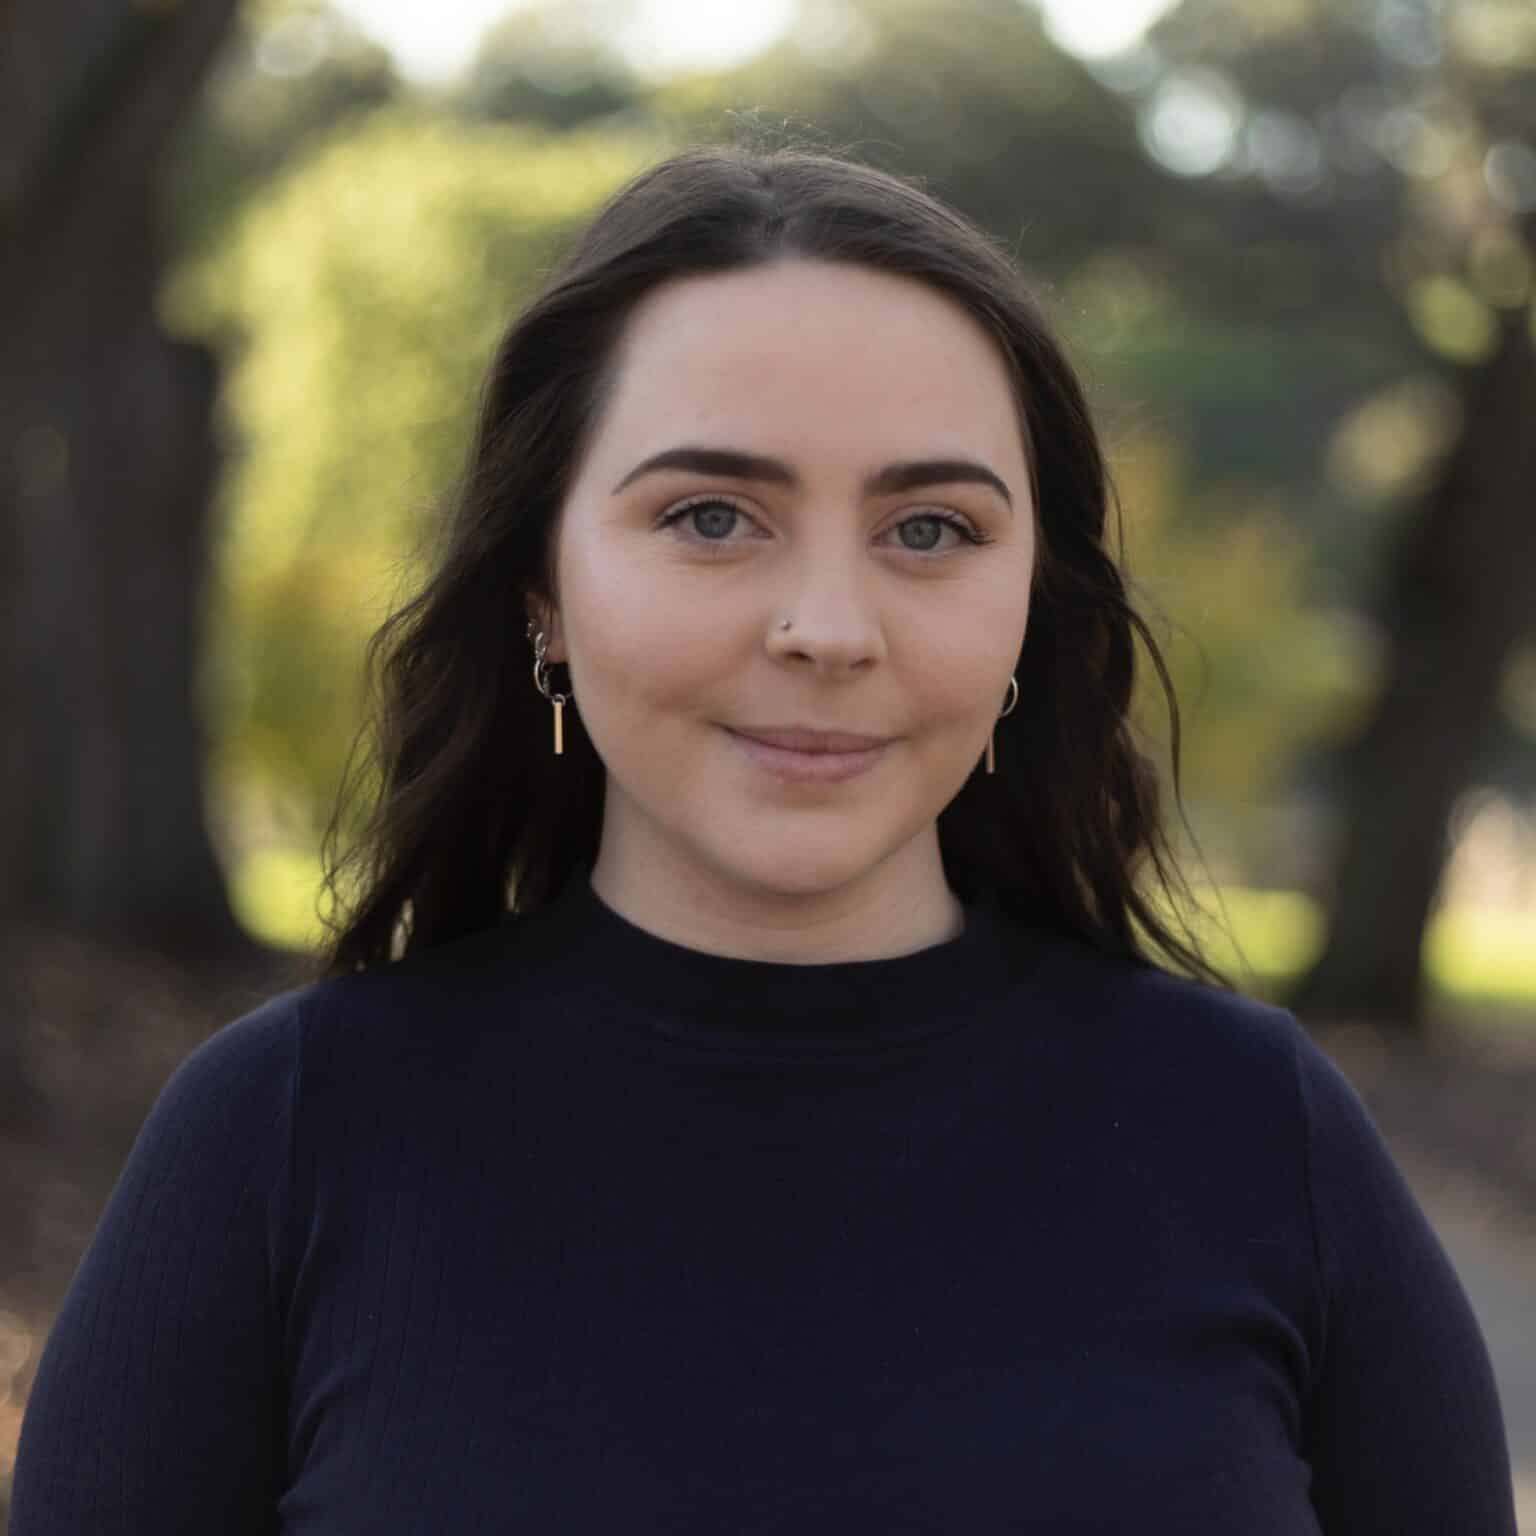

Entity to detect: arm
[1295,1029,1518,1534]
[10,992,302,1534]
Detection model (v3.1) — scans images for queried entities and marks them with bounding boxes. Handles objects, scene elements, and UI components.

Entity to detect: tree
[0,0,399,975]
[1293,292,1536,1023]
[0,0,251,968]
[1139,0,1536,1026]
[456,0,648,130]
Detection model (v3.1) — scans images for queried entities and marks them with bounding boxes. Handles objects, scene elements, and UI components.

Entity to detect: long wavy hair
[311,140,1227,987]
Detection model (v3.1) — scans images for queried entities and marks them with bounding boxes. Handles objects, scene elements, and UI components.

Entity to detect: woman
[12,144,1516,1533]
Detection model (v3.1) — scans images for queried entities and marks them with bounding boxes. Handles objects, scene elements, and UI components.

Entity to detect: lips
[726,726,890,753]
[721,725,891,786]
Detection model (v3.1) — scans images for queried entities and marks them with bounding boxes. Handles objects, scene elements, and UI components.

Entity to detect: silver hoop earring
[985,673,1019,776]
[527,622,570,756]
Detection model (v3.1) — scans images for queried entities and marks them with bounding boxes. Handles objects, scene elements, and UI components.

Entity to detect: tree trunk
[0,0,258,970]
[1290,307,1536,1030]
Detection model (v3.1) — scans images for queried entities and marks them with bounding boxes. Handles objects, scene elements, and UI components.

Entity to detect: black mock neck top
[12,868,1517,1533]
[545,871,1024,1055]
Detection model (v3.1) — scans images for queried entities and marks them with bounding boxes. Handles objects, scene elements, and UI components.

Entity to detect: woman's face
[536,257,1036,913]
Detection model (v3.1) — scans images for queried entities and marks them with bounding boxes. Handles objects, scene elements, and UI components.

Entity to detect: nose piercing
[779,618,793,631]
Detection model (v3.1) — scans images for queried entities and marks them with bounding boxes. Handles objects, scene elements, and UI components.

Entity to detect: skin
[529,257,1036,962]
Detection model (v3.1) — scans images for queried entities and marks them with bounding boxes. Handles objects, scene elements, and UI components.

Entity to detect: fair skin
[529,257,1036,963]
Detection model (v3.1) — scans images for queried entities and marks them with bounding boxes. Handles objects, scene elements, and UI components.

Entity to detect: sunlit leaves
[168,107,658,857]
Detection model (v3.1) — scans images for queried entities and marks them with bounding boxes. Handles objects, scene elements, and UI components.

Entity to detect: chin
[704,836,886,902]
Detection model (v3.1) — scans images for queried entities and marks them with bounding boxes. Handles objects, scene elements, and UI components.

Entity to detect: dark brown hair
[312,140,1227,986]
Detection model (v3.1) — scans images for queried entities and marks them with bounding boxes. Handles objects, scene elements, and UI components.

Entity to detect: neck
[589,825,964,966]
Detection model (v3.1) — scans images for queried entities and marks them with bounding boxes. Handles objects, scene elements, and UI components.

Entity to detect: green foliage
[164,105,664,866]
[456,1,648,129]
[166,1,401,262]
[1112,432,1370,806]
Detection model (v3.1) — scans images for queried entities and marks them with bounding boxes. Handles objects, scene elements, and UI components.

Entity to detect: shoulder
[1002,922,1319,1121]
[148,985,306,1131]
[1017,922,1306,1060]
[92,987,309,1226]
[229,910,565,1099]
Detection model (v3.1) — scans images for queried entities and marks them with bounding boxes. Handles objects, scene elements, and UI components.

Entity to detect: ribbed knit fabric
[11,869,1518,1533]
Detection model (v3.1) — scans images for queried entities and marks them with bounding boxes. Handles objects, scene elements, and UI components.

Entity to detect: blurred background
[1,0,1533,1523]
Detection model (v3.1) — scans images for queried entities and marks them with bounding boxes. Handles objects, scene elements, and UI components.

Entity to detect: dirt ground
[1,924,1533,1527]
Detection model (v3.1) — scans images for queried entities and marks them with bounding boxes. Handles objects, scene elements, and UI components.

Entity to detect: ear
[525,599,566,664]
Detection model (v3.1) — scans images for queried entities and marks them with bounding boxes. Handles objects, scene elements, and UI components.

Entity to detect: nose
[764,547,887,674]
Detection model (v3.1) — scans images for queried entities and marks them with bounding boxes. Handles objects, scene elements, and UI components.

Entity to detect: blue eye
[898,515,946,552]
[657,497,750,542]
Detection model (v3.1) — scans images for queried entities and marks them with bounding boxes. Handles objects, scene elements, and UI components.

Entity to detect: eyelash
[655,495,994,553]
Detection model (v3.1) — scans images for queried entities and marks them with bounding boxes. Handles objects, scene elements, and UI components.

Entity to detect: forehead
[589,258,1028,474]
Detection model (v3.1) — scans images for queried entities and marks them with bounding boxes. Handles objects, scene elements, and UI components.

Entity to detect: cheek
[584,631,724,719]
[964,566,1032,689]
[906,594,1028,725]
[562,531,758,715]
[563,554,738,719]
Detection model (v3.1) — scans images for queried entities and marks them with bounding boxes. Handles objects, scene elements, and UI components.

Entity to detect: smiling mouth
[720,726,890,785]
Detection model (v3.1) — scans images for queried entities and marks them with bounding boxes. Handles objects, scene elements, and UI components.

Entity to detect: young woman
[12,144,1517,1533]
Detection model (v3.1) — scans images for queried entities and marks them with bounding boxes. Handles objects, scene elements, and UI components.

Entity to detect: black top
[12,870,1518,1533]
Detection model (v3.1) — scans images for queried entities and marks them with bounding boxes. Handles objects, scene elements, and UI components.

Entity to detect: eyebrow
[611,445,1013,509]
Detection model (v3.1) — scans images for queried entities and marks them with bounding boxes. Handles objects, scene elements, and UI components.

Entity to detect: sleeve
[9,991,303,1535]
[1294,1027,1519,1535]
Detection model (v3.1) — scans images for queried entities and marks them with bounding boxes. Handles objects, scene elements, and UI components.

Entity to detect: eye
[656,495,759,545]
[885,511,990,553]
